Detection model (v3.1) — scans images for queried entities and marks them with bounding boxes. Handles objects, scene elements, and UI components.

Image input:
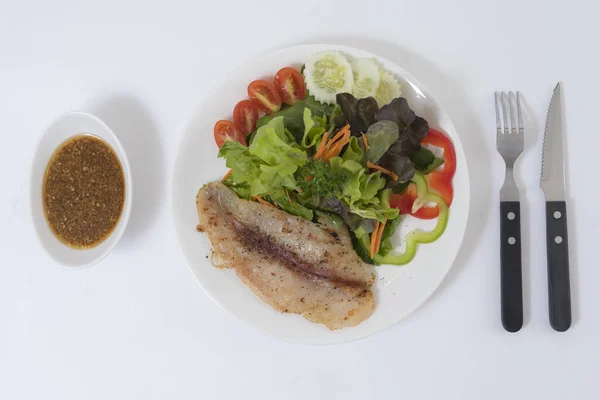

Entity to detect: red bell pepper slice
[390,128,456,219]
[389,183,417,215]
[423,128,456,181]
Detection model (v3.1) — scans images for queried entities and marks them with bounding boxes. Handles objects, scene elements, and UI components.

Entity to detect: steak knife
[541,82,571,332]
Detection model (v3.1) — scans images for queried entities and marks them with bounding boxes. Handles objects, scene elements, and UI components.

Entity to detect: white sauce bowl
[30,111,133,268]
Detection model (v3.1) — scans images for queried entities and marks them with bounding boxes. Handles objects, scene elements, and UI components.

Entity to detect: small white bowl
[31,111,133,268]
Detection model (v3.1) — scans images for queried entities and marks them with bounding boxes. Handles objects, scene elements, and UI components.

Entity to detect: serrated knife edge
[541,84,558,180]
[541,82,566,201]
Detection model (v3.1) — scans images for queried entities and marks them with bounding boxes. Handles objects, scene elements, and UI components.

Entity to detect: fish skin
[196,182,376,330]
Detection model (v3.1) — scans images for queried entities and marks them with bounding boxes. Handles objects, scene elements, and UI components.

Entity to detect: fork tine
[501,92,509,134]
[517,91,524,134]
[494,92,502,134]
[509,92,517,134]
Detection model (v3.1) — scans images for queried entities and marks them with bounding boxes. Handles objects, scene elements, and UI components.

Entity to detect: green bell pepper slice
[373,172,449,266]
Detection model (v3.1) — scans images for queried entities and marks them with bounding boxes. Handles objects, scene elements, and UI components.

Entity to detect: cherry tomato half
[248,79,282,114]
[274,67,306,105]
[214,120,246,148]
[233,100,259,135]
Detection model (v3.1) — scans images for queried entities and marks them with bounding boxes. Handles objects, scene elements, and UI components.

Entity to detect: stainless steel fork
[495,91,524,332]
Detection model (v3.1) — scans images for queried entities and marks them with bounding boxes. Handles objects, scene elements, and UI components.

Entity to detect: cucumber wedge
[304,51,353,105]
[374,69,401,107]
[351,58,380,99]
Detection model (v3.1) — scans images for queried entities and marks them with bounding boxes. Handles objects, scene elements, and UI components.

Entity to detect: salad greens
[376,97,429,152]
[364,121,400,162]
[334,93,379,135]
[220,84,448,266]
[254,96,334,143]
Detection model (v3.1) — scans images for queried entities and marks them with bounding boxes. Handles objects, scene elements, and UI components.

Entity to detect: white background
[1,0,599,398]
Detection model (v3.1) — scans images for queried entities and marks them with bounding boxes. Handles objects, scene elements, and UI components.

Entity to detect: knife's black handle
[500,201,523,332]
[545,201,571,332]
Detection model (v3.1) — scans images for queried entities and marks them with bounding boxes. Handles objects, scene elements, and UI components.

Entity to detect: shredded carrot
[322,143,343,160]
[369,218,388,258]
[327,124,351,148]
[330,140,349,159]
[366,161,399,181]
[253,195,275,208]
[361,132,369,150]
[222,169,232,181]
[285,188,293,206]
[313,132,330,160]
[370,220,381,259]
[322,130,351,161]
[375,218,387,255]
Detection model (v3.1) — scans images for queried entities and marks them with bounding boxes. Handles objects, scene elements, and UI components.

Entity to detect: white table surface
[2,0,599,398]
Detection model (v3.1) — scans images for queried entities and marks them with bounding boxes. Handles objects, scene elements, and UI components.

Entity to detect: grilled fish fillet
[196,182,375,330]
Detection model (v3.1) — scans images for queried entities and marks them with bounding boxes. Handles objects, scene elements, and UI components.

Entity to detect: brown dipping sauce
[43,134,125,249]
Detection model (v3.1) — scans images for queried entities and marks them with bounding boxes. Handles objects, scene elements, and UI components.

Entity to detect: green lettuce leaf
[220,117,308,198]
[268,191,314,221]
[359,171,386,200]
[349,205,399,221]
[329,157,364,203]
[222,175,252,200]
[315,210,345,231]
[378,216,402,256]
[322,197,377,233]
[249,117,306,167]
[218,141,262,184]
[256,96,334,142]
[301,108,326,149]
[342,136,364,163]
[410,146,444,174]
[364,120,400,163]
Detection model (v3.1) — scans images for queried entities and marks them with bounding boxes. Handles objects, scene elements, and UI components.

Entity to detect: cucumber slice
[374,69,401,107]
[304,51,354,104]
[351,58,380,99]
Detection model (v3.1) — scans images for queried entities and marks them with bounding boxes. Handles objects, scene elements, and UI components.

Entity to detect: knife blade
[541,82,571,332]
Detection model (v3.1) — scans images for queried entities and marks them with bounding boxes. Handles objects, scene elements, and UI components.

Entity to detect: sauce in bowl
[43,134,125,249]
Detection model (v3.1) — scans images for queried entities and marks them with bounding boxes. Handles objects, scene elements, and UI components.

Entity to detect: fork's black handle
[545,201,571,332]
[500,201,523,332]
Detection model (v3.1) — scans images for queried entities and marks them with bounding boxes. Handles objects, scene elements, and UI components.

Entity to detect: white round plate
[172,44,470,344]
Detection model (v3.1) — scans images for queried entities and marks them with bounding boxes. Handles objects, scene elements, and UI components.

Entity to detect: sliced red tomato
[233,100,259,135]
[248,79,282,114]
[274,67,306,105]
[213,120,246,148]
